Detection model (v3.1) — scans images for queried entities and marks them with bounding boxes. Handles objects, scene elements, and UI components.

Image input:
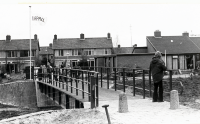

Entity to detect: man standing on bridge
[150,51,167,102]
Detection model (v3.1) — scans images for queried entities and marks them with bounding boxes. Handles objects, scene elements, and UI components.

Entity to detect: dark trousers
[153,80,163,102]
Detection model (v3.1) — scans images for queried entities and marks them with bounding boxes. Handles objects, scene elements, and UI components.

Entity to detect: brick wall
[117,54,154,69]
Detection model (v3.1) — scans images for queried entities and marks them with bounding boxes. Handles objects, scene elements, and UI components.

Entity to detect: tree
[78,51,89,70]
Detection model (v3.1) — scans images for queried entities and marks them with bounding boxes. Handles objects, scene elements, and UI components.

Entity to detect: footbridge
[35,67,185,109]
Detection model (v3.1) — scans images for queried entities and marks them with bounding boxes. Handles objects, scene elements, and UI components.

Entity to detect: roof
[112,47,134,54]
[147,36,200,54]
[189,37,200,49]
[53,37,113,49]
[39,46,53,55]
[0,39,39,50]
[133,47,148,53]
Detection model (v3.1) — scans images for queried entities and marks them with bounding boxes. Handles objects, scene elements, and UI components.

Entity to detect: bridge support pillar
[59,91,62,105]
[66,94,70,109]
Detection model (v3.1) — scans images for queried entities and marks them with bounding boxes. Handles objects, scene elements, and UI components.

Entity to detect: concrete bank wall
[0,81,37,108]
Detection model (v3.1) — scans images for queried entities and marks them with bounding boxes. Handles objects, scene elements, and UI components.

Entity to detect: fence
[37,67,99,109]
[93,66,185,99]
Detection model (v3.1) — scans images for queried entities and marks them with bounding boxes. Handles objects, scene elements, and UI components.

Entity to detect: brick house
[39,43,54,66]
[0,34,40,73]
[147,30,200,70]
[95,30,200,70]
[52,33,113,68]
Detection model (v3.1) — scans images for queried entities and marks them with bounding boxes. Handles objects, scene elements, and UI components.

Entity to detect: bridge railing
[37,67,99,108]
[93,66,184,99]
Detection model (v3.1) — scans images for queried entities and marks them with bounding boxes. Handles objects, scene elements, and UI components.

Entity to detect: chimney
[49,43,52,48]
[6,35,11,41]
[54,34,57,40]
[118,45,120,48]
[182,31,189,36]
[34,34,37,40]
[80,33,85,40]
[154,30,161,38]
[107,33,111,39]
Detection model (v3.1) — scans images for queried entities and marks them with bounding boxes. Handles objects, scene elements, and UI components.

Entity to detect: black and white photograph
[0,0,200,123]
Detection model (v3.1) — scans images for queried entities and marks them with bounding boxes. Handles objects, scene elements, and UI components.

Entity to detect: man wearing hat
[150,51,167,102]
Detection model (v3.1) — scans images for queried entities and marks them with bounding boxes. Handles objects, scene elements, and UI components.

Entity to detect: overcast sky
[1,0,200,47]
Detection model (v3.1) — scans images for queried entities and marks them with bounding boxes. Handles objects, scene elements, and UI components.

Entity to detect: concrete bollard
[170,90,179,110]
[118,92,128,113]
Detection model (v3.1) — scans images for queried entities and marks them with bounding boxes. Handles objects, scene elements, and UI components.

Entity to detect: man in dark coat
[150,51,167,102]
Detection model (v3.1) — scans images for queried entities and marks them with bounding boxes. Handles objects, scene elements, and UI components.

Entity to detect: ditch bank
[0,81,38,108]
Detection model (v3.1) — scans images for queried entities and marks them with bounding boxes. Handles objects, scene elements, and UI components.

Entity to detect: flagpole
[29,6,32,80]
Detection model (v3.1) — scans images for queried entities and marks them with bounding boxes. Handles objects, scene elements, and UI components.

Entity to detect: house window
[59,50,63,56]
[7,51,17,57]
[72,50,79,56]
[20,50,29,57]
[105,49,108,55]
[84,49,94,56]
[20,50,35,57]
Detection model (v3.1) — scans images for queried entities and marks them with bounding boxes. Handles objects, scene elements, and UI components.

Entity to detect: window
[59,50,63,56]
[7,51,17,57]
[72,50,78,56]
[105,49,108,54]
[84,49,94,56]
[20,50,29,57]
[20,50,35,57]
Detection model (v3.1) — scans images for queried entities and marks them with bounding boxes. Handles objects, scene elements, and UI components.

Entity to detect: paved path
[96,87,200,124]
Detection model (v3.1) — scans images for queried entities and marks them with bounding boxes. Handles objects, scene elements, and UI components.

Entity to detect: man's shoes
[158,100,164,102]
[152,100,157,102]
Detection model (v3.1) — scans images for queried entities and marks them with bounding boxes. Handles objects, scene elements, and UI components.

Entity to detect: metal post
[82,71,84,99]
[71,69,73,93]
[76,70,78,95]
[91,74,96,109]
[114,67,117,91]
[142,70,145,99]
[169,70,172,91]
[133,69,135,96]
[88,72,91,102]
[59,68,61,88]
[123,68,125,92]
[96,73,99,107]
[149,70,152,97]
[107,67,109,89]
[101,67,103,88]
[66,69,68,91]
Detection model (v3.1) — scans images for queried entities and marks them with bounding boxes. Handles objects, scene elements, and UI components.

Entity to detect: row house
[0,34,40,73]
[52,33,113,68]
[95,30,200,70]
[39,43,54,66]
